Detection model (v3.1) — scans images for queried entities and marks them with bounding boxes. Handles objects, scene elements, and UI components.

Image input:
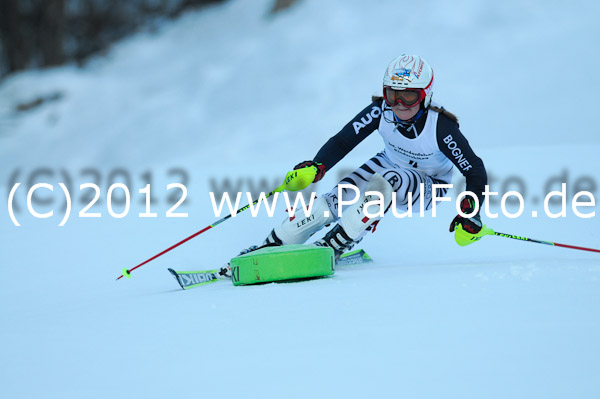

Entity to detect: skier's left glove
[294,161,326,183]
[449,197,482,234]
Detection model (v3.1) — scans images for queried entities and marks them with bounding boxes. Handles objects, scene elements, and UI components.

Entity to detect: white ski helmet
[383,54,434,108]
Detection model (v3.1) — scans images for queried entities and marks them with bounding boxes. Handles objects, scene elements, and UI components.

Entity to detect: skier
[223,54,487,275]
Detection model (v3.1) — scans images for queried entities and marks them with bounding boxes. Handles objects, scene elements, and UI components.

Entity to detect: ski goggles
[383,87,426,108]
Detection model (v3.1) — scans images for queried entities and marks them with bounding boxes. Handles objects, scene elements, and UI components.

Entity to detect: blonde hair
[430,105,459,124]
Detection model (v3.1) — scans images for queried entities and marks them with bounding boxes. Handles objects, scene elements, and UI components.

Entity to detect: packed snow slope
[1,0,599,398]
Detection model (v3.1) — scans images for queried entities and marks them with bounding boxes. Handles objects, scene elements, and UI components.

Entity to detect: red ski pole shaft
[116,189,277,280]
[116,165,318,280]
[491,231,600,254]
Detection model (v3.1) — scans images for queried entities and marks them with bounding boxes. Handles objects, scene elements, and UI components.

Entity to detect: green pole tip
[123,268,132,278]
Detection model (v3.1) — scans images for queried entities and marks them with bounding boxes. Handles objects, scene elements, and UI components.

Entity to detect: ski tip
[336,249,373,266]
[168,268,185,290]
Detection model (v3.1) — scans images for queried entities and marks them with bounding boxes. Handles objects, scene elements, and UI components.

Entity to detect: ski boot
[218,228,286,278]
[218,245,260,278]
[314,223,362,259]
[315,173,392,259]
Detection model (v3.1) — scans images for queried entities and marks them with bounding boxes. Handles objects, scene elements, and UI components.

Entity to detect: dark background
[0,0,297,78]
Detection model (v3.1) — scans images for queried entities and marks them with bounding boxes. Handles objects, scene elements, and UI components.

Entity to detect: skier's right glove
[449,197,482,234]
[294,160,326,183]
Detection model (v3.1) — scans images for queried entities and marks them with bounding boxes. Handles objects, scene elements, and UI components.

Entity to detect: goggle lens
[384,88,425,108]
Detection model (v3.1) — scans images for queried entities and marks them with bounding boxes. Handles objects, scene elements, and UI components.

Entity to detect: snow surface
[1,0,600,398]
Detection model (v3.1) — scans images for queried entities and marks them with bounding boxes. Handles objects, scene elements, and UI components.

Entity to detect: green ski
[168,268,225,290]
[335,249,373,266]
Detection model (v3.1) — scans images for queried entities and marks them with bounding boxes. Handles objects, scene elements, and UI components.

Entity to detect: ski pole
[454,225,600,254]
[486,228,600,254]
[116,166,317,280]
